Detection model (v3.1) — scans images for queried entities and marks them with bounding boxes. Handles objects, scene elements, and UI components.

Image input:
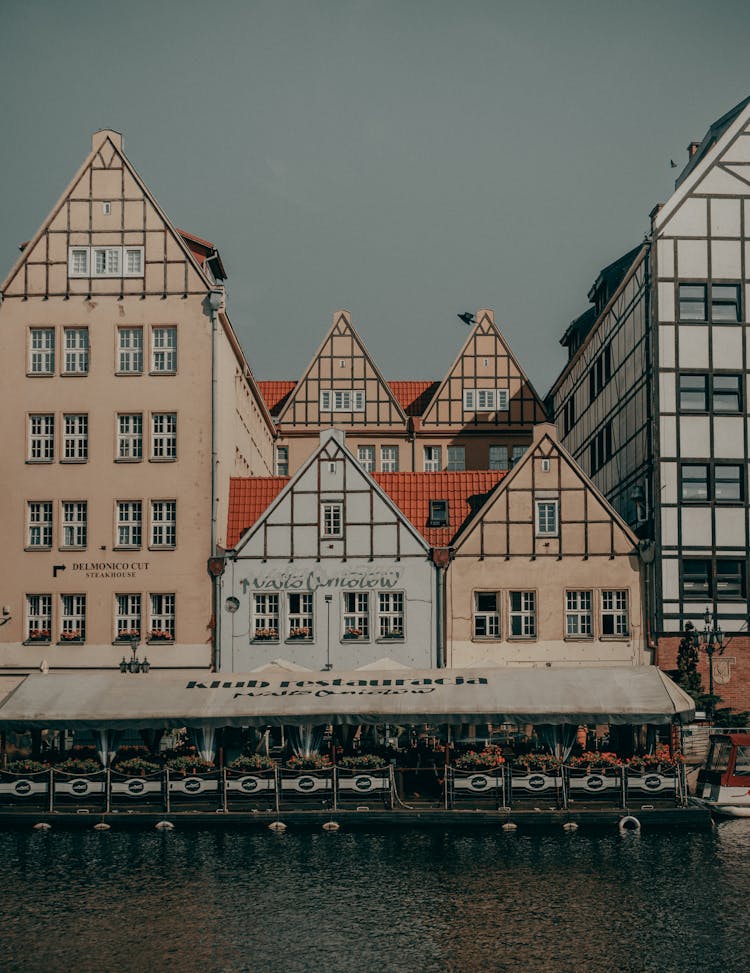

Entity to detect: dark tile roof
[675,95,750,188]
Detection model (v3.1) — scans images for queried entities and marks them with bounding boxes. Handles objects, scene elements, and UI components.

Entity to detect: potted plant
[4,758,49,774]
[59,629,83,643]
[113,756,161,776]
[513,753,560,775]
[115,628,140,642]
[165,754,215,775]
[454,747,505,771]
[229,754,276,772]
[56,756,102,774]
[569,751,622,773]
[148,628,174,642]
[26,629,51,643]
[286,754,332,770]
[288,627,312,641]
[378,629,403,640]
[252,628,278,641]
[338,754,388,770]
[343,627,364,641]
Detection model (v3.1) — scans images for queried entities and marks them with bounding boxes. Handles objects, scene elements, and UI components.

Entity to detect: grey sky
[2,0,749,393]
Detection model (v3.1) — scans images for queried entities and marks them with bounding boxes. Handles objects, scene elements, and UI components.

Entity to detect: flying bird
[670,159,678,168]
[457,312,475,326]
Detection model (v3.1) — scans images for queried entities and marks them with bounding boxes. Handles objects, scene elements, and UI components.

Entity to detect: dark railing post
[222,767,228,814]
[505,763,512,809]
[389,763,395,809]
[274,764,280,817]
[105,766,111,814]
[48,767,54,813]
[332,766,338,811]
[165,767,170,813]
[560,765,569,810]
[621,765,628,809]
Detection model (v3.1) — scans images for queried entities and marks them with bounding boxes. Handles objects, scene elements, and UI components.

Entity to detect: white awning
[0,665,694,729]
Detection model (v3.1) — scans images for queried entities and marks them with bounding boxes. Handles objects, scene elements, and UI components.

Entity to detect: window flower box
[115,629,141,642]
[252,628,278,641]
[26,630,51,643]
[343,628,365,640]
[147,629,174,642]
[378,631,404,640]
[287,627,312,641]
[58,630,83,643]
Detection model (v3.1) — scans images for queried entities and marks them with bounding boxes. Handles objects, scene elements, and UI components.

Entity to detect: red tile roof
[373,471,507,546]
[388,381,440,416]
[257,381,297,415]
[227,476,289,548]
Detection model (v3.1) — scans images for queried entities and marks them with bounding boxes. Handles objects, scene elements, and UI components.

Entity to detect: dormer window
[320,389,365,412]
[428,500,449,528]
[463,388,509,412]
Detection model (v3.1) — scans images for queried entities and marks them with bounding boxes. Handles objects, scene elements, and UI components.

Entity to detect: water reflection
[0,824,746,973]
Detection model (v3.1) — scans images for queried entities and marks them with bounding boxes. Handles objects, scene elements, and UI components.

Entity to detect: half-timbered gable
[446,423,644,667]
[221,430,437,671]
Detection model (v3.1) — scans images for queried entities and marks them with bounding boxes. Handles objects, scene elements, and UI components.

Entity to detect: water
[1,822,748,973]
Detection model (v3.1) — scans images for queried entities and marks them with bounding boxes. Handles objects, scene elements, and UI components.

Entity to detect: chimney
[687,141,700,160]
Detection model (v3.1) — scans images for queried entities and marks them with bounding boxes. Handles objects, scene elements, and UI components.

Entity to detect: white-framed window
[321,502,343,538]
[60,594,86,641]
[319,389,365,412]
[116,501,142,548]
[511,445,526,467]
[565,590,592,638]
[149,593,175,640]
[509,591,536,638]
[489,445,509,471]
[28,328,55,375]
[601,590,629,637]
[463,388,509,412]
[68,248,89,277]
[26,594,52,642]
[61,501,87,548]
[27,502,53,549]
[94,246,121,277]
[380,445,399,472]
[535,500,559,537]
[117,414,143,460]
[151,413,177,459]
[117,327,143,373]
[62,414,88,461]
[473,591,500,638]
[377,591,404,639]
[150,500,176,548]
[252,593,279,640]
[151,326,177,373]
[343,592,369,640]
[28,414,54,462]
[275,445,289,476]
[63,328,89,374]
[447,446,465,471]
[124,248,144,276]
[423,446,442,472]
[288,592,313,639]
[358,445,375,473]
[115,594,142,641]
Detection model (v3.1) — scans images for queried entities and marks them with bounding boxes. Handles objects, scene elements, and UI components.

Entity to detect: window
[151,327,177,373]
[94,247,121,276]
[489,445,509,471]
[117,327,143,373]
[679,374,708,412]
[589,423,612,474]
[343,592,369,639]
[357,445,375,473]
[62,414,88,461]
[473,592,500,638]
[511,445,526,467]
[424,446,442,472]
[678,284,707,322]
[63,328,89,374]
[447,446,465,471]
[321,502,343,538]
[380,445,399,472]
[115,594,141,641]
[463,388,509,412]
[149,593,175,640]
[601,590,629,636]
[61,501,87,548]
[713,375,742,413]
[319,389,365,412]
[116,501,142,548]
[117,414,143,460]
[680,463,744,503]
[589,345,612,402]
[29,328,55,375]
[124,248,143,276]
[28,414,54,462]
[27,502,52,549]
[711,284,741,322]
[26,594,51,642]
[678,373,742,414]
[562,398,575,437]
[150,501,176,548]
[682,558,745,601]
[275,445,289,476]
[566,591,592,637]
[535,500,558,537]
[252,593,279,640]
[509,591,536,638]
[377,591,404,639]
[151,413,177,459]
[428,500,449,527]
[680,464,709,501]
[60,594,86,642]
[288,593,313,639]
[69,248,89,277]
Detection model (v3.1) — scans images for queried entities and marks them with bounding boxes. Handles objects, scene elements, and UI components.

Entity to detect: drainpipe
[207,289,224,670]
[431,547,451,668]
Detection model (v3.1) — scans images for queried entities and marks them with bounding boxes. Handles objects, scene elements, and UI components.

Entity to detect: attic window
[103,202,111,215]
[463,388,509,412]
[67,246,144,279]
[428,500,449,528]
[320,389,365,412]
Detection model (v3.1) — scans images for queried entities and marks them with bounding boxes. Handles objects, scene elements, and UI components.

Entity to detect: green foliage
[675,622,703,699]
[229,755,276,772]
[338,754,388,770]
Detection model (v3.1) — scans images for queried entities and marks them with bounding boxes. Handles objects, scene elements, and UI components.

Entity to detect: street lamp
[119,633,150,674]
[699,607,724,719]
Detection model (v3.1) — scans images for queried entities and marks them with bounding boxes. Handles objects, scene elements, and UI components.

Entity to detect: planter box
[566,768,622,796]
[626,771,678,796]
[226,769,277,796]
[280,770,333,794]
[110,771,163,800]
[452,769,504,795]
[53,771,107,800]
[0,770,49,802]
[510,771,560,795]
[167,772,221,797]
[337,769,391,796]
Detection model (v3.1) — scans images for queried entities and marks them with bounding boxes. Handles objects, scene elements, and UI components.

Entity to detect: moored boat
[695,733,750,817]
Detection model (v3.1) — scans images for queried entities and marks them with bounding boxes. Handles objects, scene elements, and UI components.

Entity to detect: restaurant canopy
[0,665,694,730]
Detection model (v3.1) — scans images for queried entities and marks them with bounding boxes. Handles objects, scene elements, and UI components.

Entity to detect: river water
[1,822,748,973]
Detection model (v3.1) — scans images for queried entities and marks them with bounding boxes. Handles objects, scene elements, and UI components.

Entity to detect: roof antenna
[457,312,475,326]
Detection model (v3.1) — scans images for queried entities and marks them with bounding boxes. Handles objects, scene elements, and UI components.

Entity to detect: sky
[2,0,750,394]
